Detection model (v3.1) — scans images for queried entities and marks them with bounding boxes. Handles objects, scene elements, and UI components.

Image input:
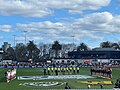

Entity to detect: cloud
[16,21,104,43]
[15,35,43,43]
[16,21,64,34]
[68,0,111,14]
[0,0,111,17]
[16,11,120,44]
[0,25,12,32]
[73,12,120,33]
[0,0,53,17]
[0,35,3,39]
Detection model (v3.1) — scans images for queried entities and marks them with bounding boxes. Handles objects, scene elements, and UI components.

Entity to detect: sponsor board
[18,75,95,80]
[19,82,64,87]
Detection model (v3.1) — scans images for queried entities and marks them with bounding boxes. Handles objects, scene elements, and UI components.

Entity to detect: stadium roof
[93,48,116,51]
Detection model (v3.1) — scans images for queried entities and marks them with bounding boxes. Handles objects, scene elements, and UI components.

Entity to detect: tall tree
[100,41,112,48]
[52,40,62,58]
[27,41,40,62]
[32,47,40,62]
[111,43,120,50]
[3,47,15,60]
[7,47,15,60]
[77,43,89,51]
[16,43,27,61]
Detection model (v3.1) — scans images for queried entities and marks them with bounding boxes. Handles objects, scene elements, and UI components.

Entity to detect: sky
[0,0,120,48]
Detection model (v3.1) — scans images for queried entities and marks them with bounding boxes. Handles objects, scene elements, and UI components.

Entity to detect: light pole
[13,35,16,46]
[71,35,75,44]
[24,30,27,45]
[70,24,75,45]
[13,35,17,61]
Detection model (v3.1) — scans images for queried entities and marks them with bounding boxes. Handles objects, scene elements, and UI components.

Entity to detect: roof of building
[93,48,116,51]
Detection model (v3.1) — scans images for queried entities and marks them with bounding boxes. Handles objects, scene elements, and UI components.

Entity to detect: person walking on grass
[65,82,71,89]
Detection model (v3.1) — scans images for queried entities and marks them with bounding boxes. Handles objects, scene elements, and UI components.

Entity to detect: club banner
[5,68,16,83]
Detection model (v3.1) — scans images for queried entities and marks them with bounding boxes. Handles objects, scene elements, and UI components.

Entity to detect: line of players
[5,68,16,83]
[43,66,80,76]
[91,67,112,79]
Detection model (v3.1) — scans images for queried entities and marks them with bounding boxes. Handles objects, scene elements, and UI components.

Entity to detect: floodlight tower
[24,30,28,45]
[71,35,75,44]
[13,35,16,46]
[71,24,75,45]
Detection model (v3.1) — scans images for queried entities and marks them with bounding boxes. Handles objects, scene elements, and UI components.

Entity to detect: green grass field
[0,67,120,90]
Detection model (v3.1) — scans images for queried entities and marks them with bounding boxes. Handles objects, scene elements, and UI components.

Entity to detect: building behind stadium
[67,48,120,64]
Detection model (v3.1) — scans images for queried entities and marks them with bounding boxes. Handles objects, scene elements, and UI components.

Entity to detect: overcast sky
[0,0,120,48]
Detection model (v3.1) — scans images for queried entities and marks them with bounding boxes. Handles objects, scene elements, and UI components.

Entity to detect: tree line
[2,40,120,62]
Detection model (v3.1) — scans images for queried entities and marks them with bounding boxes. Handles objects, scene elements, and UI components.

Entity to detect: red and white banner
[5,68,16,83]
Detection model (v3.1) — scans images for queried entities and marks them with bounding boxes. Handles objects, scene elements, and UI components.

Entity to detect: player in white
[5,68,16,83]
[11,69,14,80]
[12,68,16,79]
[14,68,16,79]
[7,70,11,83]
